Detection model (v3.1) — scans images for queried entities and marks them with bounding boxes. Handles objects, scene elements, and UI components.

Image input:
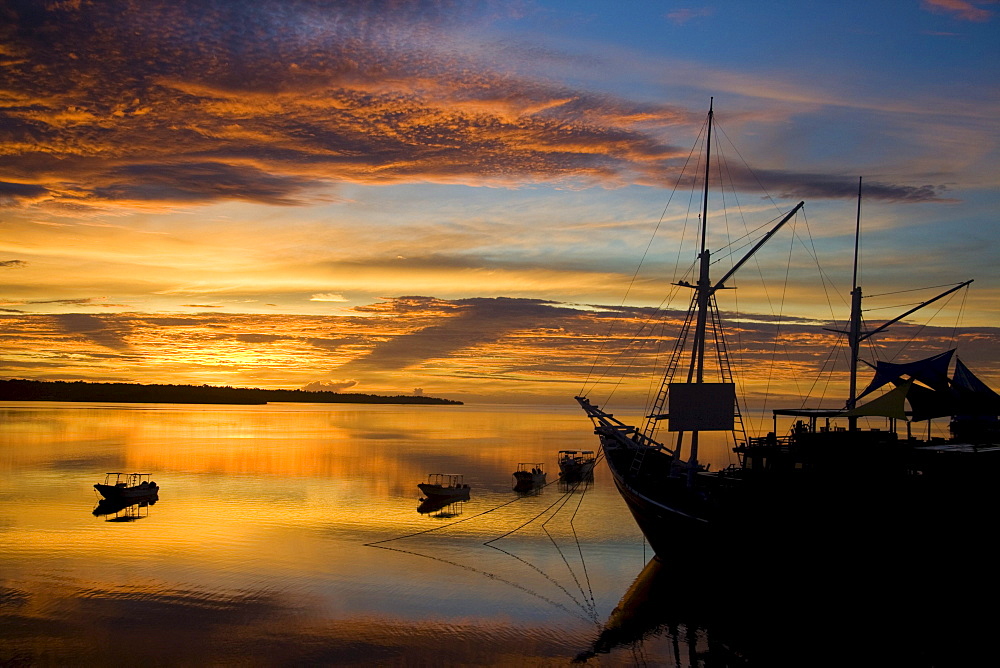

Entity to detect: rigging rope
[578,121,708,401]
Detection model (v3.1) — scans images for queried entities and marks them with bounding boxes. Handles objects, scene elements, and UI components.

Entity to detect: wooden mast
[828,177,973,425]
[684,97,715,478]
[670,100,803,485]
[848,177,863,430]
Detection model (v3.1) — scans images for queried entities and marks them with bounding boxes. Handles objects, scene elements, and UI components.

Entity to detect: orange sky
[2,0,998,405]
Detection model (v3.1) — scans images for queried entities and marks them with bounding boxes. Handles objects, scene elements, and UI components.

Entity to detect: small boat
[557,450,596,480]
[417,473,470,499]
[512,463,546,489]
[93,472,159,500]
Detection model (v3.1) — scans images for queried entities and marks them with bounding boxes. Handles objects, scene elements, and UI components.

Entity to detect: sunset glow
[3,0,998,404]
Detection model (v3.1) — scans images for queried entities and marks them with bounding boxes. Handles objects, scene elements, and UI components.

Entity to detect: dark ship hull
[587,393,1000,557]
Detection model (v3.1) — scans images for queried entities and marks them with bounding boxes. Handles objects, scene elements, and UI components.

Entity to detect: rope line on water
[483,475,587,545]
[366,542,595,624]
[363,469,591,547]
[363,457,607,625]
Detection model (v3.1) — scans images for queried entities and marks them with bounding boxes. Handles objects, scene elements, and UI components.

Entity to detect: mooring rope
[363,459,607,624]
[367,542,595,624]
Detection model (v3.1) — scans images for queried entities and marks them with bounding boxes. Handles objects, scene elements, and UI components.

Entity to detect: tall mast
[652,99,802,485]
[829,176,973,422]
[686,98,715,476]
[692,98,714,384]
[699,99,713,267]
[847,177,862,429]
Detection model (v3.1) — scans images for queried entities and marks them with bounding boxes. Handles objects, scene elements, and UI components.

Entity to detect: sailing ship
[576,102,999,555]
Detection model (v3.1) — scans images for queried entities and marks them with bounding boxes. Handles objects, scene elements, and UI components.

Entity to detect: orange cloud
[1,0,947,213]
[2,294,994,405]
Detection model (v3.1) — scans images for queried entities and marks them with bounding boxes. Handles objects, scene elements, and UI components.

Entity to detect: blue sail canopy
[848,351,999,422]
[856,349,954,401]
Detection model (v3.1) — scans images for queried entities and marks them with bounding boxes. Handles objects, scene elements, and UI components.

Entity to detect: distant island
[0,379,463,406]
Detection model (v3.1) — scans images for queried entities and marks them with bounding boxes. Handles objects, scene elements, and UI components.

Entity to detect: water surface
[1,402,990,666]
[2,402,665,665]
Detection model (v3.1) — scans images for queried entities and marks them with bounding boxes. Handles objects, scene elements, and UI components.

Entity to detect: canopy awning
[844,380,911,419]
[771,352,999,422]
[856,349,954,401]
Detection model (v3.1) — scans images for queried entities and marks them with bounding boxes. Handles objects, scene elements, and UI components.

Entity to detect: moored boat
[512,463,546,490]
[556,450,595,480]
[94,472,159,500]
[417,473,470,499]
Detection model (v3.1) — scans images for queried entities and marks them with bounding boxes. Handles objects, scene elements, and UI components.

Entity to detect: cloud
[51,313,131,350]
[88,162,329,206]
[1,296,995,399]
[338,296,579,372]
[0,0,945,213]
[0,181,49,206]
[665,8,714,25]
[232,333,293,343]
[1,260,28,267]
[301,379,358,392]
[310,293,349,302]
[922,0,994,22]
[305,336,364,351]
[749,171,953,203]
[20,297,131,309]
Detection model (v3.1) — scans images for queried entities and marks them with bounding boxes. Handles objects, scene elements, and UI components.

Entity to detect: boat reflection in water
[92,494,158,522]
[576,543,999,666]
[575,557,705,665]
[416,495,467,518]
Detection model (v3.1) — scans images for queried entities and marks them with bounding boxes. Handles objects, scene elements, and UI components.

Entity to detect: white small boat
[557,450,596,479]
[417,473,470,499]
[94,472,159,500]
[512,463,546,489]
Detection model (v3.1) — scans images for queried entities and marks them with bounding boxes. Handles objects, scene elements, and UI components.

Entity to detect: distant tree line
[0,379,463,406]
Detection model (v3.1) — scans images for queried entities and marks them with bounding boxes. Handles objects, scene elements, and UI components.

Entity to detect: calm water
[0,402,991,666]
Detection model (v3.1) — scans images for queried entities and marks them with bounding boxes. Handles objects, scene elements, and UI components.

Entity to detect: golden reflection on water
[1,401,675,665]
